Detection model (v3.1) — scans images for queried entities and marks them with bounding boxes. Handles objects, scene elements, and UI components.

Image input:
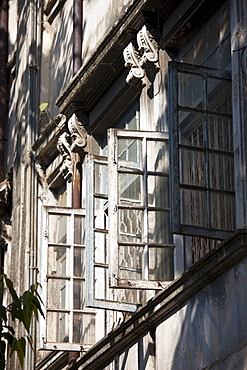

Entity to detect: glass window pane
[94,198,108,230]
[74,215,85,245]
[74,247,85,277]
[119,173,142,206]
[47,279,70,309]
[210,192,235,230]
[208,16,221,56]
[179,111,204,147]
[118,138,142,170]
[221,6,230,41]
[73,280,85,309]
[94,232,107,264]
[207,78,232,114]
[95,266,106,300]
[73,313,95,344]
[119,245,143,280]
[147,140,169,172]
[47,311,69,343]
[148,211,172,244]
[48,214,69,243]
[149,247,174,281]
[208,115,233,151]
[180,188,207,227]
[148,175,169,208]
[221,37,231,70]
[209,153,234,191]
[180,148,205,187]
[178,73,203,109]
[119,209,143,242]
[48,246,70,276]
[94,163,108,195]
[194,36,206,65]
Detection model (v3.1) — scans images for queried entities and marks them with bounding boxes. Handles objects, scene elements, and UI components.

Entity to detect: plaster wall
[82,0,135,66]
[156,258,247,370]
[41,0,73,120]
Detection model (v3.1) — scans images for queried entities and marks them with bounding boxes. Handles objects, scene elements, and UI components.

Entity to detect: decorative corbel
[123,42,145,86]
[57,132,72,181]
[68,113,87,153]
[137,25,159,70]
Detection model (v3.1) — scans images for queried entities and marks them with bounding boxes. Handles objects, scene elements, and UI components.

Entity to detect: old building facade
[1,0,247,368]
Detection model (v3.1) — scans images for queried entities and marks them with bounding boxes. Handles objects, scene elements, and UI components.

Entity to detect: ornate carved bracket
[123,42,145,86]
[137,25,159,70]
[57,132,72,181]
[68,113,87,153]
[123,25,160,86]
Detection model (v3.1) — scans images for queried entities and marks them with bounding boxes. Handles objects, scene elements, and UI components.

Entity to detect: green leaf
[0,305,7,322]
[4,276,19,305]
[39,103,49,112]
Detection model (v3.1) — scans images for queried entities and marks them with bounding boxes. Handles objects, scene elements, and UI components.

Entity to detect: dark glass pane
[73,280,85,309]
[180,148,205,187]
[210,192,235,230]
[178,73,203,109]
[209,153,234,191]
[208,115,233,151]
[74,215,85,245]
[207,78,232,114]
[179,111,204,147]
[74,247,85,277]
[149,247,174,281]
[180,188,207,227]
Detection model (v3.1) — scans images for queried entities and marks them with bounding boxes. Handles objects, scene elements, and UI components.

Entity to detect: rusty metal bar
[73,0,82,75]
[0,0,8,182]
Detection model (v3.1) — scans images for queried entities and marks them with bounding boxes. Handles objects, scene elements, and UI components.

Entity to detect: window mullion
[143,137,148,280]
[69,213,74,343]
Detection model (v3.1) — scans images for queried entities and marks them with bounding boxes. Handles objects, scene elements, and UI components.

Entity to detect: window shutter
[85,155,137,312]
[169,61,235,240]
[108,129,174,290]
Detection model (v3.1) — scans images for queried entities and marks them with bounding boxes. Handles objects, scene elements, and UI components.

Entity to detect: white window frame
[38,206,96,351]
[108,129,175,290]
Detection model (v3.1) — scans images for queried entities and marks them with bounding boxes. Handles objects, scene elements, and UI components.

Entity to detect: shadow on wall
[169,264,247,370]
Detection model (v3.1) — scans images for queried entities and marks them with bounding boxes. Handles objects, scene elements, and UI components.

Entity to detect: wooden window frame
[169,61,235,240]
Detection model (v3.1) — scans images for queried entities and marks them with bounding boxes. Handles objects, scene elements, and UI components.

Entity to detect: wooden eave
[56,0,226,120]
[55,0,186,118]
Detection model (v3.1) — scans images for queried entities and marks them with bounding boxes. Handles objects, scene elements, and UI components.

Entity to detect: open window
[39,207,96,351]
[169,61,235,240]
[86,129,175,311]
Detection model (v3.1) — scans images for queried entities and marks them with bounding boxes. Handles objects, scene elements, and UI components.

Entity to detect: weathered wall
[82,0,135,66]
[156,258,247,369]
